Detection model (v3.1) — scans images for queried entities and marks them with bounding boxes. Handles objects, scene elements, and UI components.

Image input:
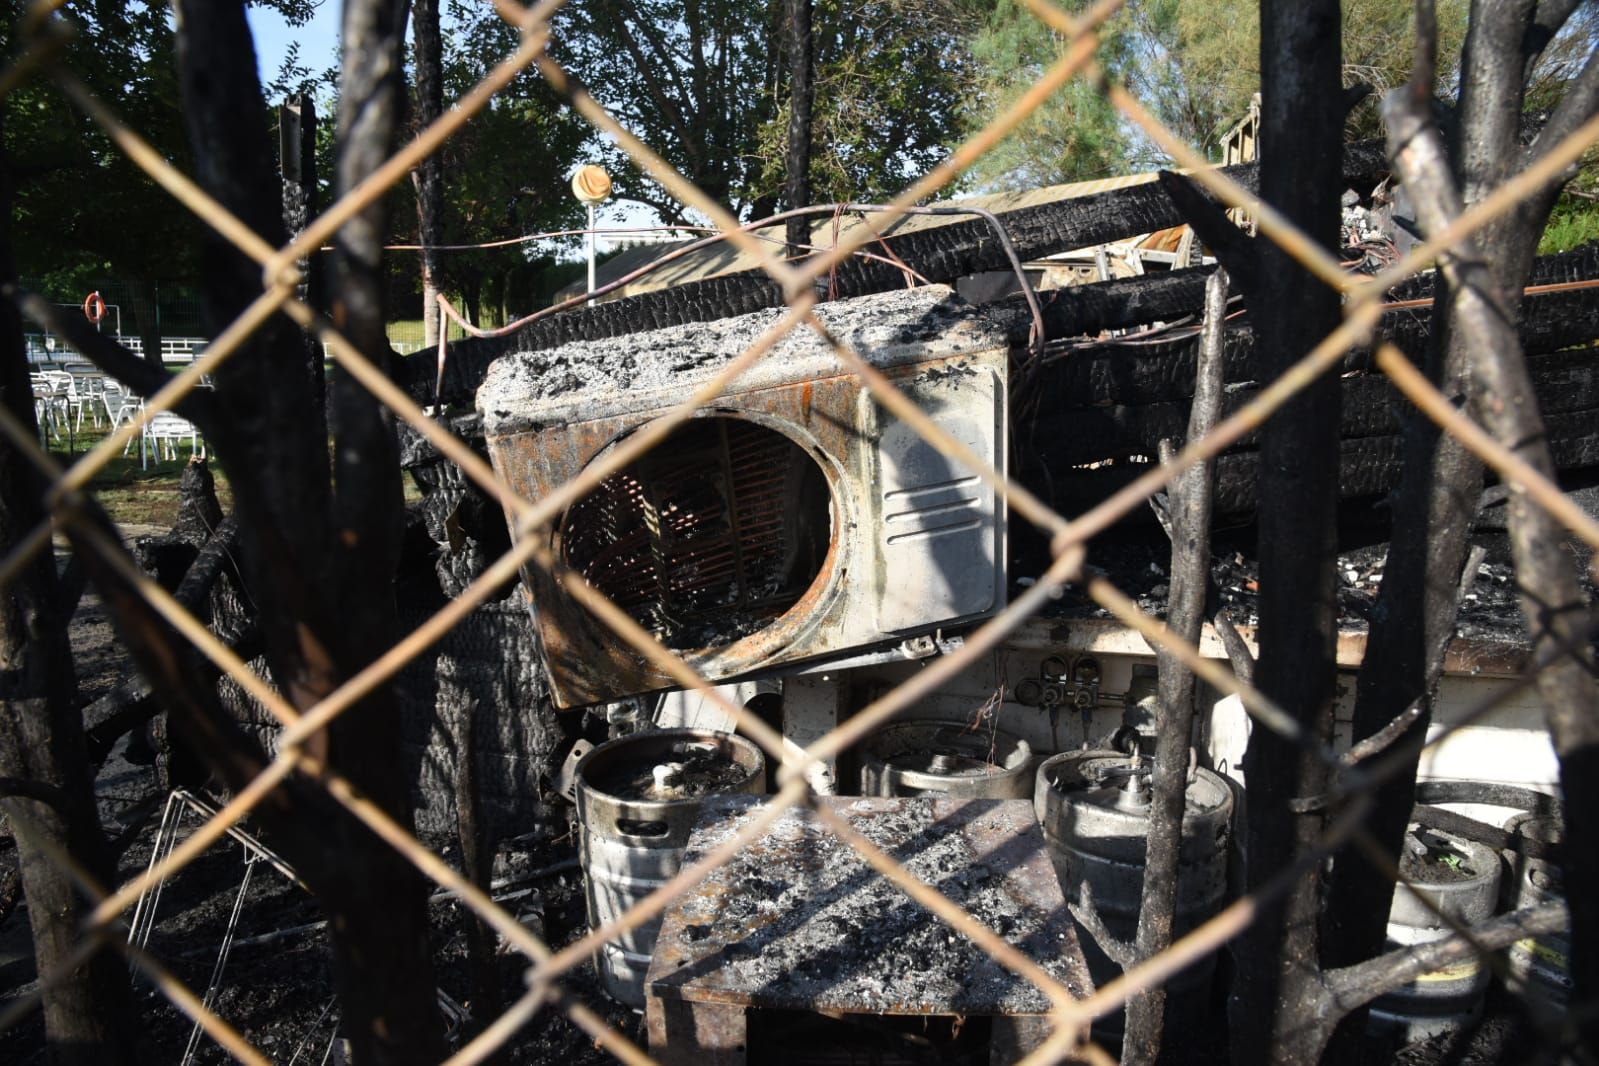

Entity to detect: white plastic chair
[143,411,200,467]
[30,373,64,442]
[68,371,105,430]
[102,381,142,430]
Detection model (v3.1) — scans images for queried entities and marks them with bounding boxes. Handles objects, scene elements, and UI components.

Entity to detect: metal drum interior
[561,417,834,652]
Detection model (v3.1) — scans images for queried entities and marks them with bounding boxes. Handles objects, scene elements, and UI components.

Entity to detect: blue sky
[246,1,342,90]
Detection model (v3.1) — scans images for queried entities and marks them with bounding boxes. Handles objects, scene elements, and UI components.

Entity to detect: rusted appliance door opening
[560,416,837,653]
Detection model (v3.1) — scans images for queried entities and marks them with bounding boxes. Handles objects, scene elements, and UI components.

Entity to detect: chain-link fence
[2,0,1596,1063]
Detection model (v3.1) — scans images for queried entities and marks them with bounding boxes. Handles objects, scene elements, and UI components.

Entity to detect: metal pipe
[586,203,597,295]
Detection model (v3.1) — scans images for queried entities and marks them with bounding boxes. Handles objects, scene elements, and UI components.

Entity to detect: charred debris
[42,139,1599,1062]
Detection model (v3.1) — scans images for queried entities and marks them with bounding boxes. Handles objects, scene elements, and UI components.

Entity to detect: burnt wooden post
[280,94,324,410]
[1123,267,1228,1064]
[1228,4,1345,1065]
[0,107,140,1066]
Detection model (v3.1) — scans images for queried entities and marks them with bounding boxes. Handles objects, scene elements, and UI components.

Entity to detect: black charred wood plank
[1043,347,1599,464]
[1385,239,1599,301]
[1026,408,1599,519]
[1031,284,1599,409]
[1027,266,1222,339]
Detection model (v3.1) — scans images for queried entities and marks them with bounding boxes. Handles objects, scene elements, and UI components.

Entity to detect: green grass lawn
[48,423,422,532]
[45,426,225,530]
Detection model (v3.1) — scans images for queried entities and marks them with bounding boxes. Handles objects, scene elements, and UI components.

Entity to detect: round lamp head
[571,165,612,204]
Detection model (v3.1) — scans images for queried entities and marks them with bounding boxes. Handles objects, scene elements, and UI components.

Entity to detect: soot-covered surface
[591,747,752,801]
[648,795,1090,1017]
[477,284,1019,429]
[1016,496,1597,655]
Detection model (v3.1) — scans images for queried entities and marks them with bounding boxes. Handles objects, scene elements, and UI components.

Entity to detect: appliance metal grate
[562,418,831,650]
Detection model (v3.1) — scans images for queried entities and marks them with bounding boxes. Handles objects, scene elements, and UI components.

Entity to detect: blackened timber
[1031,283,1599,409]
[1043,347,1599,465]
[1002,241,1599,352]
[405,142,1390,406]
[1385,238,1599,301]
[1023,409,1599,519]
[1029,265,1221,338]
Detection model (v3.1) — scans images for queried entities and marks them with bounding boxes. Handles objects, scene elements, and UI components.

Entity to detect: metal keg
[1033,750,1232,1031]
[576,729,765,1007]
[1502,812,1569,1010]
[1369,825,1502,1044]
[860,720,1033,799]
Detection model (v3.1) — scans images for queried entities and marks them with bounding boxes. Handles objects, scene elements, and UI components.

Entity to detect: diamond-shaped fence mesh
[1,0,1596,1063]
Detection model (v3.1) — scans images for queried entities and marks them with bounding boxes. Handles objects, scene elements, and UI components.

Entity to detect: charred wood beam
[1021,240,1599,353]
[1230,6,1346,1064]
[1028,412,1599,520]
[404,142,1391,406]
[1386,238,1599,301]
[1125,269,1228,1063]
[1039,344,1599,465]
[0,777,68,809]
[1004,238,1599,358]
[318,1,451,1063]
[83,621,261,770]
[1027,278,1599,414]
[1023,265,1224,341]
[172,0,339,696]
[81,517,244,767]
[1156,172,1264,296]
[169,3,446,1063]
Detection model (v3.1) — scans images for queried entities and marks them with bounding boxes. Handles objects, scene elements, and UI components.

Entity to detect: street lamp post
[571,165,613,295]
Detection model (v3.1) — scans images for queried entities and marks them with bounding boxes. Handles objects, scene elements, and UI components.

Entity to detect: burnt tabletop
[646,795,1092,1016]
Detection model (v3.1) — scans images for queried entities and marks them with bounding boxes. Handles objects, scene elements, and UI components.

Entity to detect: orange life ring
[83,291,107,324]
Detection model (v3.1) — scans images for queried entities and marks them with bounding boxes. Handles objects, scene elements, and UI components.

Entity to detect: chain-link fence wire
[0,0,1596,1062]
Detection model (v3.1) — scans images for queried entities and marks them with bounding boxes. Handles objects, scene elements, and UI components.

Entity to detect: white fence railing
[25,333,210,367]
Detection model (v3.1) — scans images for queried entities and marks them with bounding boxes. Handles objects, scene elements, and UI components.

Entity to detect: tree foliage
[960,0,1470,192]
[556,0,982,219]
[554,0,780,219]
[961,0,1130,190]
[382,2,592,326]
[758,0,984,206]
[2,1,196,294]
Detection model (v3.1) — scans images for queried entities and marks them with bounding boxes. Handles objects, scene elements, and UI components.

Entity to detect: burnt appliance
[477,286,1012,708]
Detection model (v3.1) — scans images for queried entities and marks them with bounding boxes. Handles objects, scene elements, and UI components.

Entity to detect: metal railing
[1,0,1595,1063]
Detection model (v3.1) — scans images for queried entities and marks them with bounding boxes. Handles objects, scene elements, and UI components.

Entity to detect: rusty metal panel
[478,287,1014,708]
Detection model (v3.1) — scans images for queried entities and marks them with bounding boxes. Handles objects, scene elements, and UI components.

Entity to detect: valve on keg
[1114,762,1153,811]
[648,761,685,798]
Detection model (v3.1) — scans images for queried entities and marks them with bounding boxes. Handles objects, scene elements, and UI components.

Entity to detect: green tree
[758,0,986,207]
[406,3,594,326]
[1170,0,1468,142]
[556,0,983,221]
[959,0,1471,192]
[960,0,1129,191]
[554,0,780,220]
[3,0,199,361]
